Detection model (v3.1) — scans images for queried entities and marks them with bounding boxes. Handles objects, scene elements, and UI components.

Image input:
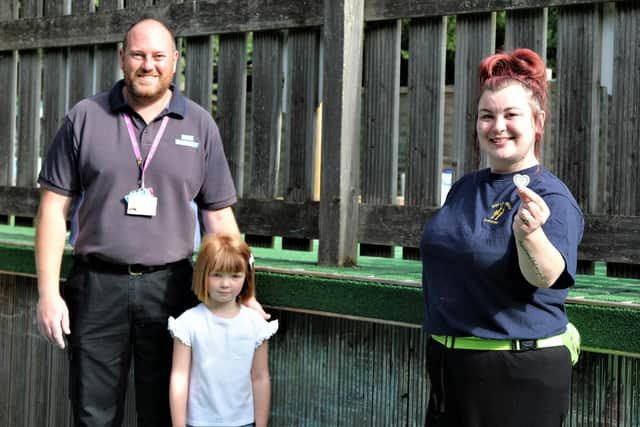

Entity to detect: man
[35,18,265,426]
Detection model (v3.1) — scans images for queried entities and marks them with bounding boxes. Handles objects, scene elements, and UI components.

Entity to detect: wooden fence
[0,0,638,273]
[1,0,640,426]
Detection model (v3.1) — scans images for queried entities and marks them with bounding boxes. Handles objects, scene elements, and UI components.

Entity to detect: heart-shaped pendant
[513,174,530,188]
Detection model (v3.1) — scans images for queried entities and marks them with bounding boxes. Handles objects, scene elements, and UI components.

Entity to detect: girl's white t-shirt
[169,303,278,426]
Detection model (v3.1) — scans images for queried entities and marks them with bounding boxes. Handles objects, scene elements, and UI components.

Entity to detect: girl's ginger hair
[192,233,255,305]
[478,48,549,160]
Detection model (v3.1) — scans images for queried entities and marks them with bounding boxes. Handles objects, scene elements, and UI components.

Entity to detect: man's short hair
[122,17,176,52]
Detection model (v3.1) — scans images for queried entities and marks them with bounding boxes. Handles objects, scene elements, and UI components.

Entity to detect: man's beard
[125,74,172,105]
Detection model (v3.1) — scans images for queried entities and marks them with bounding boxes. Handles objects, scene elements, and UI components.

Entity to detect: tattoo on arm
[517,239,546,282]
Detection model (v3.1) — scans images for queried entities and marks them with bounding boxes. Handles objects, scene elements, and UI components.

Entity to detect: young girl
[169,233,278,427]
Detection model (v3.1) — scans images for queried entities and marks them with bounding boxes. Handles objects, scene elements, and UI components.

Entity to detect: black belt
[74,254,187,276]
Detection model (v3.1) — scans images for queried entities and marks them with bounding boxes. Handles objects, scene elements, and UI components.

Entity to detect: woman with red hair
[420,49,583,426]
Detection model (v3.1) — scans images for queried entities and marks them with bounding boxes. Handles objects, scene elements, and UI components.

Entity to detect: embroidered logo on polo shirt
[483,201,512,224]
[175,134,199,148]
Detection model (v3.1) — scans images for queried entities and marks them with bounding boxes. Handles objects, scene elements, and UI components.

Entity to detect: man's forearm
[35,191,71,296]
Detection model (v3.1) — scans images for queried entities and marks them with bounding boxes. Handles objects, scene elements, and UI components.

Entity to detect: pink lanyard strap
[122,113,169,188]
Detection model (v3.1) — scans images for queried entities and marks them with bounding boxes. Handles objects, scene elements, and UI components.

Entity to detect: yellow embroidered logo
[483,201,512,224]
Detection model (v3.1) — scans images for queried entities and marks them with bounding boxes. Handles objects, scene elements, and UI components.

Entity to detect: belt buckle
[127,264,144,276]
[513,339,537,351]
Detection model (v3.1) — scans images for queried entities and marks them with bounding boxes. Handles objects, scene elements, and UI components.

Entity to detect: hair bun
[478,48,548,111]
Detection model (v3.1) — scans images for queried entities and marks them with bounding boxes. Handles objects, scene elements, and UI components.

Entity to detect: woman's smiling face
[476,83,544,173]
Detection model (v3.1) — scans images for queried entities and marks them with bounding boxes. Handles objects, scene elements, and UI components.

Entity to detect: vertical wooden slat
[504,8,550,163]
[555,5,601,276]
[318,0,364,266]
[452,13,496,178]
[359,20,401,258]
[16,0,42,188]
[403,16,447,260]
[95,0,122,93]
[126,0,152,7]
[184,35,213,110]
[41,0,69,158]
[0,1,18,188]
[504,8,548,61]
[607,3,640,279]
[282,29,320,251]
[68,0,95,107]
[246,30,284,248]
[217,33,248,195]
[555,5,601,213]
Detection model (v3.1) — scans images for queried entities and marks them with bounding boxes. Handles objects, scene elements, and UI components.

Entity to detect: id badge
[125,188,158,217]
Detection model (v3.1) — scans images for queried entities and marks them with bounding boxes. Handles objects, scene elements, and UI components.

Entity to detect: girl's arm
[251,342,271,427]
[170,338,191,427]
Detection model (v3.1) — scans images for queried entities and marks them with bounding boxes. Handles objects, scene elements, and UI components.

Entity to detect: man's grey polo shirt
[38,80,237,265]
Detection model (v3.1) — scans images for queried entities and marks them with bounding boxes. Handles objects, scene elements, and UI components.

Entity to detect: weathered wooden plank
[42,0,68,157]
[216,33,247,195]
[67,46,94,107]
[554,5,601,276]
[282,28,320,251]
[360,19,401,258]
[97,0,123,11]
[0,49,17,185]
[126,0,152,7]
[16,50,41,187]
[405,16,447,208]
[67,1,95,108]
[452,12,496,178]
[365,0,623,21]
[0,1,17,23]
[554,5,601,212]
[3,187,640,265]
[404,14,441,259]
[94,0,122,94]
[1,0,632,51]
[16,0,42,188]
[318,0,364,266]
[183,35,213,110]
[361,20,401,206]
[283,29,319,202]
[245,30,283,248]
[0,1,324,51]
[504,8,548,60]
[248,30,283,199]
[607,3,640,279]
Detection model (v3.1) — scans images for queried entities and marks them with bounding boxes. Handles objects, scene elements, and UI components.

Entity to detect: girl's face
[476,83,544,173]
[207,271,246,305]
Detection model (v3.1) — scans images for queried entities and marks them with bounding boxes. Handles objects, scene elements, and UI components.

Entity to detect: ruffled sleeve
[255,319,279,348]
[168,316,192,347]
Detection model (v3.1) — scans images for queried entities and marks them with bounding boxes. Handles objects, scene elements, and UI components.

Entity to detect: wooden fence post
[318,0,364,266]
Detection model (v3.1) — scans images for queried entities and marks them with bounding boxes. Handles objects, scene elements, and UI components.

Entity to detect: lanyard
[122,113,169,188]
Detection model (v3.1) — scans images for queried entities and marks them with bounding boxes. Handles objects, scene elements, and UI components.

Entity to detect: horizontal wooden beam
[364,0,626,21]
[0,0,628,51]
[2,186,639,264]
[0,1,323,51]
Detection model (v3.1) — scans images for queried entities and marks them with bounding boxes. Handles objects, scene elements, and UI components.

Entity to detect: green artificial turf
[1,224,639,355]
